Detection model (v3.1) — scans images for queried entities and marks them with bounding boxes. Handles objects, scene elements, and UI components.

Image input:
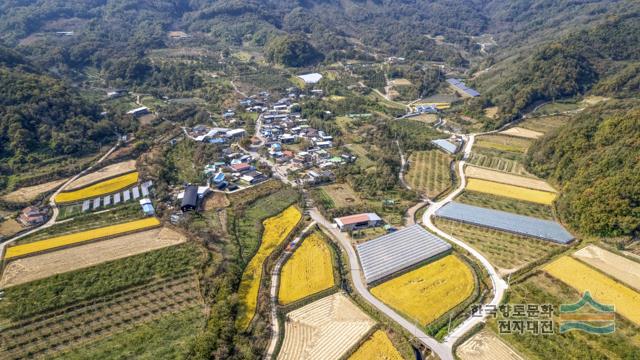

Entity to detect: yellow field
[371,255,474,326]
[4,217,160,259]
[279,233,334,305]
[237,205,302,330]
[349,330,403,360]
[55,172,139,203]
[466,178,556,205]
[544,256,640,326]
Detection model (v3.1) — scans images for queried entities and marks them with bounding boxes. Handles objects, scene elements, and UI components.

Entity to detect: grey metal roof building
[431,139,459,154]
[356,224,452,284]
[435,202,574,244]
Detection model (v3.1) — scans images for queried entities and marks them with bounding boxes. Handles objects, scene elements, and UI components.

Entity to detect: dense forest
[527,100,640,238]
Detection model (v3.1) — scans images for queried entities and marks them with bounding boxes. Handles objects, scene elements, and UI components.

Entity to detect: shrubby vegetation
[265,35,323,67]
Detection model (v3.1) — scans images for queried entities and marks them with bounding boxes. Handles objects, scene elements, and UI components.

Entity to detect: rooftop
[334,213,381,226]
[297,73,323,84]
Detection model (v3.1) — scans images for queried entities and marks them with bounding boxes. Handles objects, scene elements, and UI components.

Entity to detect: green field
[433,218,560,271]
[491,273,640,359]
[475,135,532,154]
[406,150,453,198]
[518,115,570,134]
[456,191,554,219]
[532,101,580,116]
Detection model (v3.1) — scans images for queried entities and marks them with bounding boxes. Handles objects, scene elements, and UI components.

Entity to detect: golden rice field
[349,330,403,360]
[4,217,160,259]
[466,178,556,205]
[278,233,334,305]
[544,256,640,326]
[371,255,474,326]
[237,205,302,330]
[55,171,139,203]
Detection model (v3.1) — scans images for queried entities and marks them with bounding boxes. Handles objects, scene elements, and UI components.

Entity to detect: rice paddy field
[406,150,453,198]
[491,272,640,359]
[465,166,556,192]
[544,256,640,325]
[466,178,556,205]
[474,135,531,154]
[278,232,334,305]
[434,218,559,273]
[1,178,68,203]
[467,152,530,176]
[236,205,301,330]
[66,160,137,190]
[371,255,474,326]
[348,330,403,360]
[55,171,139,203]
[4,217,161,259]
[573,245,640,291]
[457,329,523,360]
[456,191,554,219]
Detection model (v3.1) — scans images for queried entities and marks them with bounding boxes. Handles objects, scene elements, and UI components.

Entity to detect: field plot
[371,255,474,326]
[544,256,640,325]
[456,191,553,219]
[475,135,531,153]
[2,178,68,203]
[467,152,530,176]
[519,115,569,134]
[573,245,640,291]
[278,293,375,360]
[55,171,139,203]
[466,178,556,205]
[434,219,559,273]
[0,273,201,360]
[66,160,137,190]
[0,218,23,238]
[237,205,301,330]
[318,183,364,208]
[279,233,335,305]
[465,166,556,192]
[406,150,453,198]
[1,227,185,287]
[390,78,412,86]
[499,127,544,139]
[457,329,523,360]
[4,217,161,259]
[349,330,403,360]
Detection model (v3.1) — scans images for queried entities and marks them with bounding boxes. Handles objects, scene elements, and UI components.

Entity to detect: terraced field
[474,135,531,153]
[4,217,161,259]
[434,218,559,273]
[237,205,301,330]
[518,115,569,134]
[466,179,556,205]
[467,152,530,176]
[66,160,137,191]
[0,273,201,360]
[406,150,453,198]
[499,127,544,139]
[348,330,403,360]
[278,233,334,305]
[55,172,139,203]
[371,255,474,326]
[465,166,556,192]
[278,293,375,360]
[573,245,640,291]
[457,329,523,360]
[456,191,553,219]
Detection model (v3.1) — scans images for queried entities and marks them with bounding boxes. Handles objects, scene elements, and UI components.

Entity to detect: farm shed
[126,106,150,117]
[356,224,452,284]
[181,185,198,212]
[334,213,383,232]
[297,73,323,84]
[435,202,574,244]
[431,139,459,154]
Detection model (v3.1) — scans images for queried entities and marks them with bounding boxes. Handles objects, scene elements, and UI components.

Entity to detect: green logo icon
[559,291,615,334]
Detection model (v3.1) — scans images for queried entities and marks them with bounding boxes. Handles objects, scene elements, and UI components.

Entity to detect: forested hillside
[527,100,640,238]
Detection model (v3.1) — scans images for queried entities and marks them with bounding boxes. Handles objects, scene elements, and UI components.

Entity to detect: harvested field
[499,127,544,139]
[319,183,363,208]
[406,150,453,198]
[466,179,556,205]
[475,135,531,153]
[456,191,553,220]
[279,233,334,305]
[467,152,531,176]
[434,218,559,273]
[410,114,438,124]
[390,78,412,86]
[203,191,230,210]
[4,217,161,259]
[573,245,640,291]
[1,227,186,287]
[544,256,640,325]
[519,115,568,134]
[0,219,23,238]
[278,293,375,360]
[465,166,556,192]
[348,330,403,360]
[66,160,137,190]
[371,255,474,326]
[457,329,523,360]
[55,171,139,203]
[237,206,301,330]
[2,178,68,203]
[0,273,201,360]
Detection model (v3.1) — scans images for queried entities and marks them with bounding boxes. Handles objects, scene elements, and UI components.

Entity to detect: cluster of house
[186,125,247,144]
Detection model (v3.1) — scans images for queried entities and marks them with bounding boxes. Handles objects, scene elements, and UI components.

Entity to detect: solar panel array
[132,186,140,199]
[82,200,91,212]
[435,202,574,244]
[75,181,153,212]
[446,78,480,97]
[356,224,452,284]
[103,195,111,206]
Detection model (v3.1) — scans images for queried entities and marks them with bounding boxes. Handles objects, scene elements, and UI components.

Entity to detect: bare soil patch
[0,227,185,287]
[0,219,23,238]
[573,245,640,291]
[465,165,556,192]
[483,106,499,119]
[204,192,230,210]
[390,78,412,86]
[66,160,137,190]
[320,183,363,208]
[2,178,68,203]
[457,329,523,360]
[500,127,544,139]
